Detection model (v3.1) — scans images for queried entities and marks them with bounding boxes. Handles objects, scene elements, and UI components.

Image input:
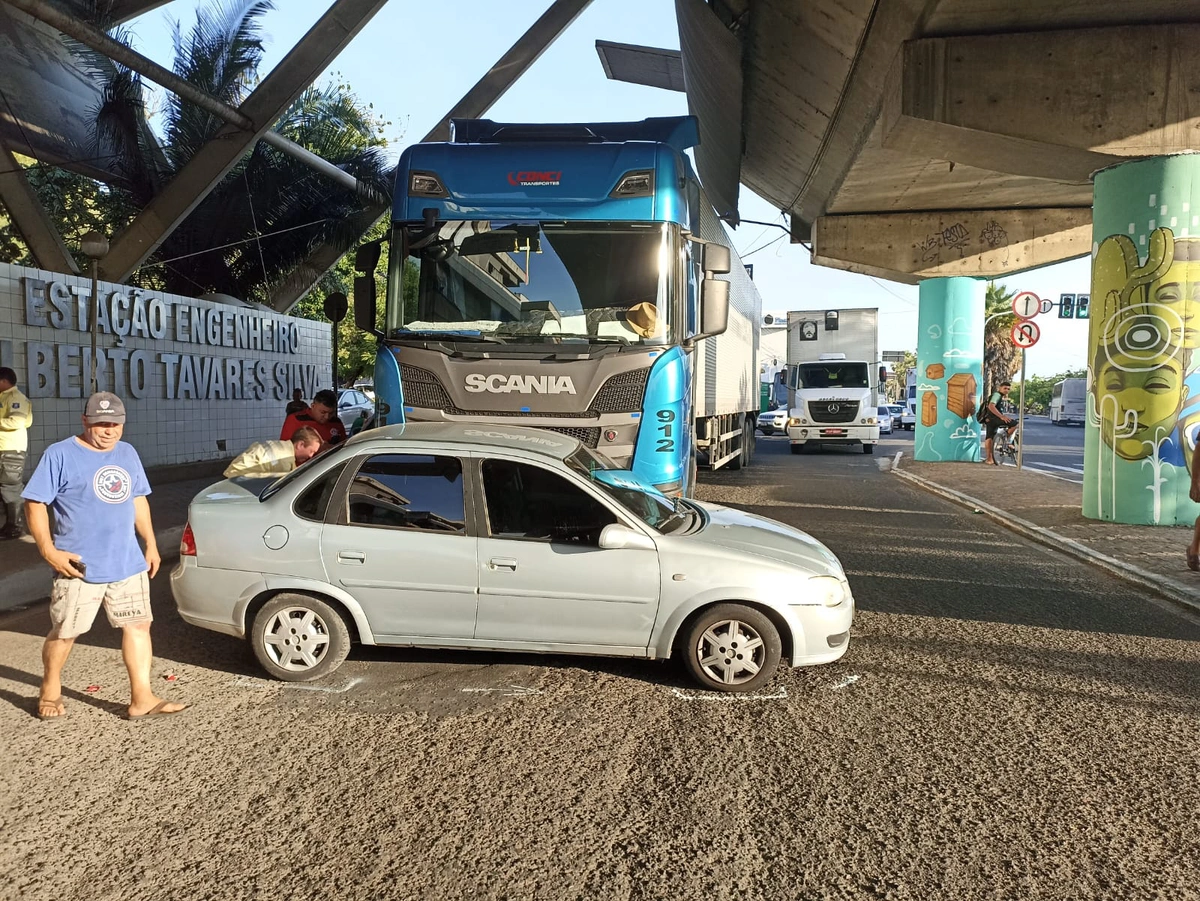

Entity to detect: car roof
[342,421,582,460]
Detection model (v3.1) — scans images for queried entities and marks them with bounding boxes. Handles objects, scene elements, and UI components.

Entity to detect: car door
[472,456,660,650]
[320,452,478,640]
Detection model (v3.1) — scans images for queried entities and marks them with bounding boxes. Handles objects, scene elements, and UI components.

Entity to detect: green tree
[892,350,917,402]
[983,281,1020,398]
[2,0,392,304]
[1015,368,1086,414]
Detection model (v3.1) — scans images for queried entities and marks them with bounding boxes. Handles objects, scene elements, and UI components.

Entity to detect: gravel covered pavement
[3,437,1198,901]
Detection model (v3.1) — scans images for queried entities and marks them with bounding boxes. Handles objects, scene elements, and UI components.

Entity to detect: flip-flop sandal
[37,697,66,722]
[127,700,188,721]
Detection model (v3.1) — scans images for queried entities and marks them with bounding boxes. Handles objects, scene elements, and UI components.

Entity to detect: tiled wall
[0,262,332,468]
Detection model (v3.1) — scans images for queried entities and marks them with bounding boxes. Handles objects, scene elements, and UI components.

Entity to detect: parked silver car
[171,423,854,692]
[336,389,374,431]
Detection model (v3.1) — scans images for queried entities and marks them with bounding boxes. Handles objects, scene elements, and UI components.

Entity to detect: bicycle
[994,423,1020,462]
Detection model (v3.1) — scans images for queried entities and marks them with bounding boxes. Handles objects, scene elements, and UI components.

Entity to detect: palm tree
[64,0,391,301]
[983,281,1020,402]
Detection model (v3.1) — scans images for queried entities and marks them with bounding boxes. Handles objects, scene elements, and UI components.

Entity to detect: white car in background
[876,405,894,434]
[756,407,790,435]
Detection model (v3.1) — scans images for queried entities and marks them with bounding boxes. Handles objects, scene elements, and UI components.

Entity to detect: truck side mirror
[703,243,731,275]
[353,276,378,334]
[697,278,729,339]
[353,240,385,337]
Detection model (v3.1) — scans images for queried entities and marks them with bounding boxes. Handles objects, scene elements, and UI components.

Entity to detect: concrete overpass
[4,0,1200,299]
[602,0,1200,285]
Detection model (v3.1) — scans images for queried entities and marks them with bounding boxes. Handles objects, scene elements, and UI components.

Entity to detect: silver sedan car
[171,423,854,692]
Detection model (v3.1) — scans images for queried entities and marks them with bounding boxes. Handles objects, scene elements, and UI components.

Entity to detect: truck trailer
[784,309,882,454]
[351,116,760,495]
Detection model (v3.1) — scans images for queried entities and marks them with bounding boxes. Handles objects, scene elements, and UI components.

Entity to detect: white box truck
[785,309,882,454]
[691,198,763,471]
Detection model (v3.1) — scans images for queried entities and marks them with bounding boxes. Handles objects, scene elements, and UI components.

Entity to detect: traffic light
[1059,294,1076,318]
[1076,293,1090,319]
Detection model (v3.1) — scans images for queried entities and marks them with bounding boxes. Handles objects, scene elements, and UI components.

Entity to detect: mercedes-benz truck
[784,309,882,454]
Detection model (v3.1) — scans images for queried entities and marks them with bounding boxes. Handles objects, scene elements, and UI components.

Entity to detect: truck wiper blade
[393,329,502,343]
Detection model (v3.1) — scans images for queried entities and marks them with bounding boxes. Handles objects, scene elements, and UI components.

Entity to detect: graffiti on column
[1088,225,1200,522]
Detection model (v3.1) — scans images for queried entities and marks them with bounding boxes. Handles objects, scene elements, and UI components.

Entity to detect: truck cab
[785,353,880,454]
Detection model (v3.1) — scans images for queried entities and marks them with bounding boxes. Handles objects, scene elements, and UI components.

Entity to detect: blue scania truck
[352,116,761,495]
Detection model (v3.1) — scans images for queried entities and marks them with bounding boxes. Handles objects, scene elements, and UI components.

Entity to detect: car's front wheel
[251,593,351,682]
[682,604,782,692]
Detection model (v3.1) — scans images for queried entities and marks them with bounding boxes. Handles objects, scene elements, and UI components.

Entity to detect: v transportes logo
[93,465,132,504]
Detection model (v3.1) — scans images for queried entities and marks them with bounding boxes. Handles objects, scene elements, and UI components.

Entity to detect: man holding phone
[23,392,186,721]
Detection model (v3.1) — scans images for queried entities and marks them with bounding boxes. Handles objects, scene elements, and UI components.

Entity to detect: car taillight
[180,523,196,557]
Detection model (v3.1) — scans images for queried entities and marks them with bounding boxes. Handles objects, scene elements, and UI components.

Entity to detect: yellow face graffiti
[1148,252,1200,349]
[1095,347,1185,460]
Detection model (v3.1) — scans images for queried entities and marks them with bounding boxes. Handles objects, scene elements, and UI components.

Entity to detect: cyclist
[983,381,1019,465]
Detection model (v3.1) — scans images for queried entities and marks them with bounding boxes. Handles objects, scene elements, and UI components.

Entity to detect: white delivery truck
[902,369,917,430]
[785,309,882,454]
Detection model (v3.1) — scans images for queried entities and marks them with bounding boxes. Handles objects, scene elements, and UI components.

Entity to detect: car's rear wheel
[682,604,782,692]
[251,593,351,682]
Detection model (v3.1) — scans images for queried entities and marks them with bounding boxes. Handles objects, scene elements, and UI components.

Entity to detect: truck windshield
[385,221,675,345]
[797,362,870,389]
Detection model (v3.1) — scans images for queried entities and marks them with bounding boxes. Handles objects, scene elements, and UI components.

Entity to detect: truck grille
[809,401,859,424]
[588,367,649,413]
[400,363,647,419]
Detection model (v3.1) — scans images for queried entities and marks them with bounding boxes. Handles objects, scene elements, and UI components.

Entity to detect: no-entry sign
[1011,320,1040,348]
[1012,291,1042,319]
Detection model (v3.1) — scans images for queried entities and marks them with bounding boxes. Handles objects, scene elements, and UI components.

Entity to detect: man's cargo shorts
[48,572,152,639]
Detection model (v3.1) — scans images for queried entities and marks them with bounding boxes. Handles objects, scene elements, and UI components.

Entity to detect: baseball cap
[84,392,127,424]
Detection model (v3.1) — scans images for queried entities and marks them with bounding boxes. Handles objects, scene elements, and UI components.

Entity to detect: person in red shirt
[280,389,347,445]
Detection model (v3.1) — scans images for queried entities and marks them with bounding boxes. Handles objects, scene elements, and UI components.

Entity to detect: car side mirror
[599,523,656,551]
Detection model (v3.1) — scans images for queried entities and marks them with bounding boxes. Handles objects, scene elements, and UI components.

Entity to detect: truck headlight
[806,575,848,607]
[788,417,802,427]
[864,417,876,424]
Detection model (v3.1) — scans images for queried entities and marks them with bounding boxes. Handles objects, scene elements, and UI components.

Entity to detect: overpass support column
[913,277,984,463]
[1084,156,1200,524]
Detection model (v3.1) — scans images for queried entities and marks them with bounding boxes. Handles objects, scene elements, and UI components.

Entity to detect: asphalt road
[3,437,1198,901]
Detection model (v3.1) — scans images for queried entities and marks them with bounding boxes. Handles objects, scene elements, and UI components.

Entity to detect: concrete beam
[811,208,1093,284]
[0,140,80,273]
[784,0,941,235]
[96,0,389,284]
[882,25,1200,182]
[268,0,594,312]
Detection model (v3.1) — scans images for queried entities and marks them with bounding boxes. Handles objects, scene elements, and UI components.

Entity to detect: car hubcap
[263,607,331,671]
[696,619,766,685]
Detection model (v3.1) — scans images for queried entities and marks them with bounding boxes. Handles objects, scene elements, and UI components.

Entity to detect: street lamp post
[80,231,110,395]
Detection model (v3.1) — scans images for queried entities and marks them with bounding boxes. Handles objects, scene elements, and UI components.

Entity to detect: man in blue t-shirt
[23,392,187,721]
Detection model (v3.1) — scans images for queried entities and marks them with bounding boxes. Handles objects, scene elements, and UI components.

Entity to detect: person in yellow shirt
[0,366,32,539]
[223,427,322,479]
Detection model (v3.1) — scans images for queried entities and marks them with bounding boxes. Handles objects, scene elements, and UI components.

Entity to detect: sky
[126,0,1093,378]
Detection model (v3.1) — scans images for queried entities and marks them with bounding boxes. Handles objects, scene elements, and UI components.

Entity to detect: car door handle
[488,557,518,572]
[337,551,366,565]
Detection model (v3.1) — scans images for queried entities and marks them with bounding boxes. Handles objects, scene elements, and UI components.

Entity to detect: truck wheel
[863,443,874,455]
[789,444,802,455]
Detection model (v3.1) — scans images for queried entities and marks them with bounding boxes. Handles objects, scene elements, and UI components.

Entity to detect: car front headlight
[806,575,849,607]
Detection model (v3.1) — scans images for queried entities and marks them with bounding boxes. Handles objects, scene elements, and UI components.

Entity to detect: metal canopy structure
[0,0,594,310]
[601,0,1200,284]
